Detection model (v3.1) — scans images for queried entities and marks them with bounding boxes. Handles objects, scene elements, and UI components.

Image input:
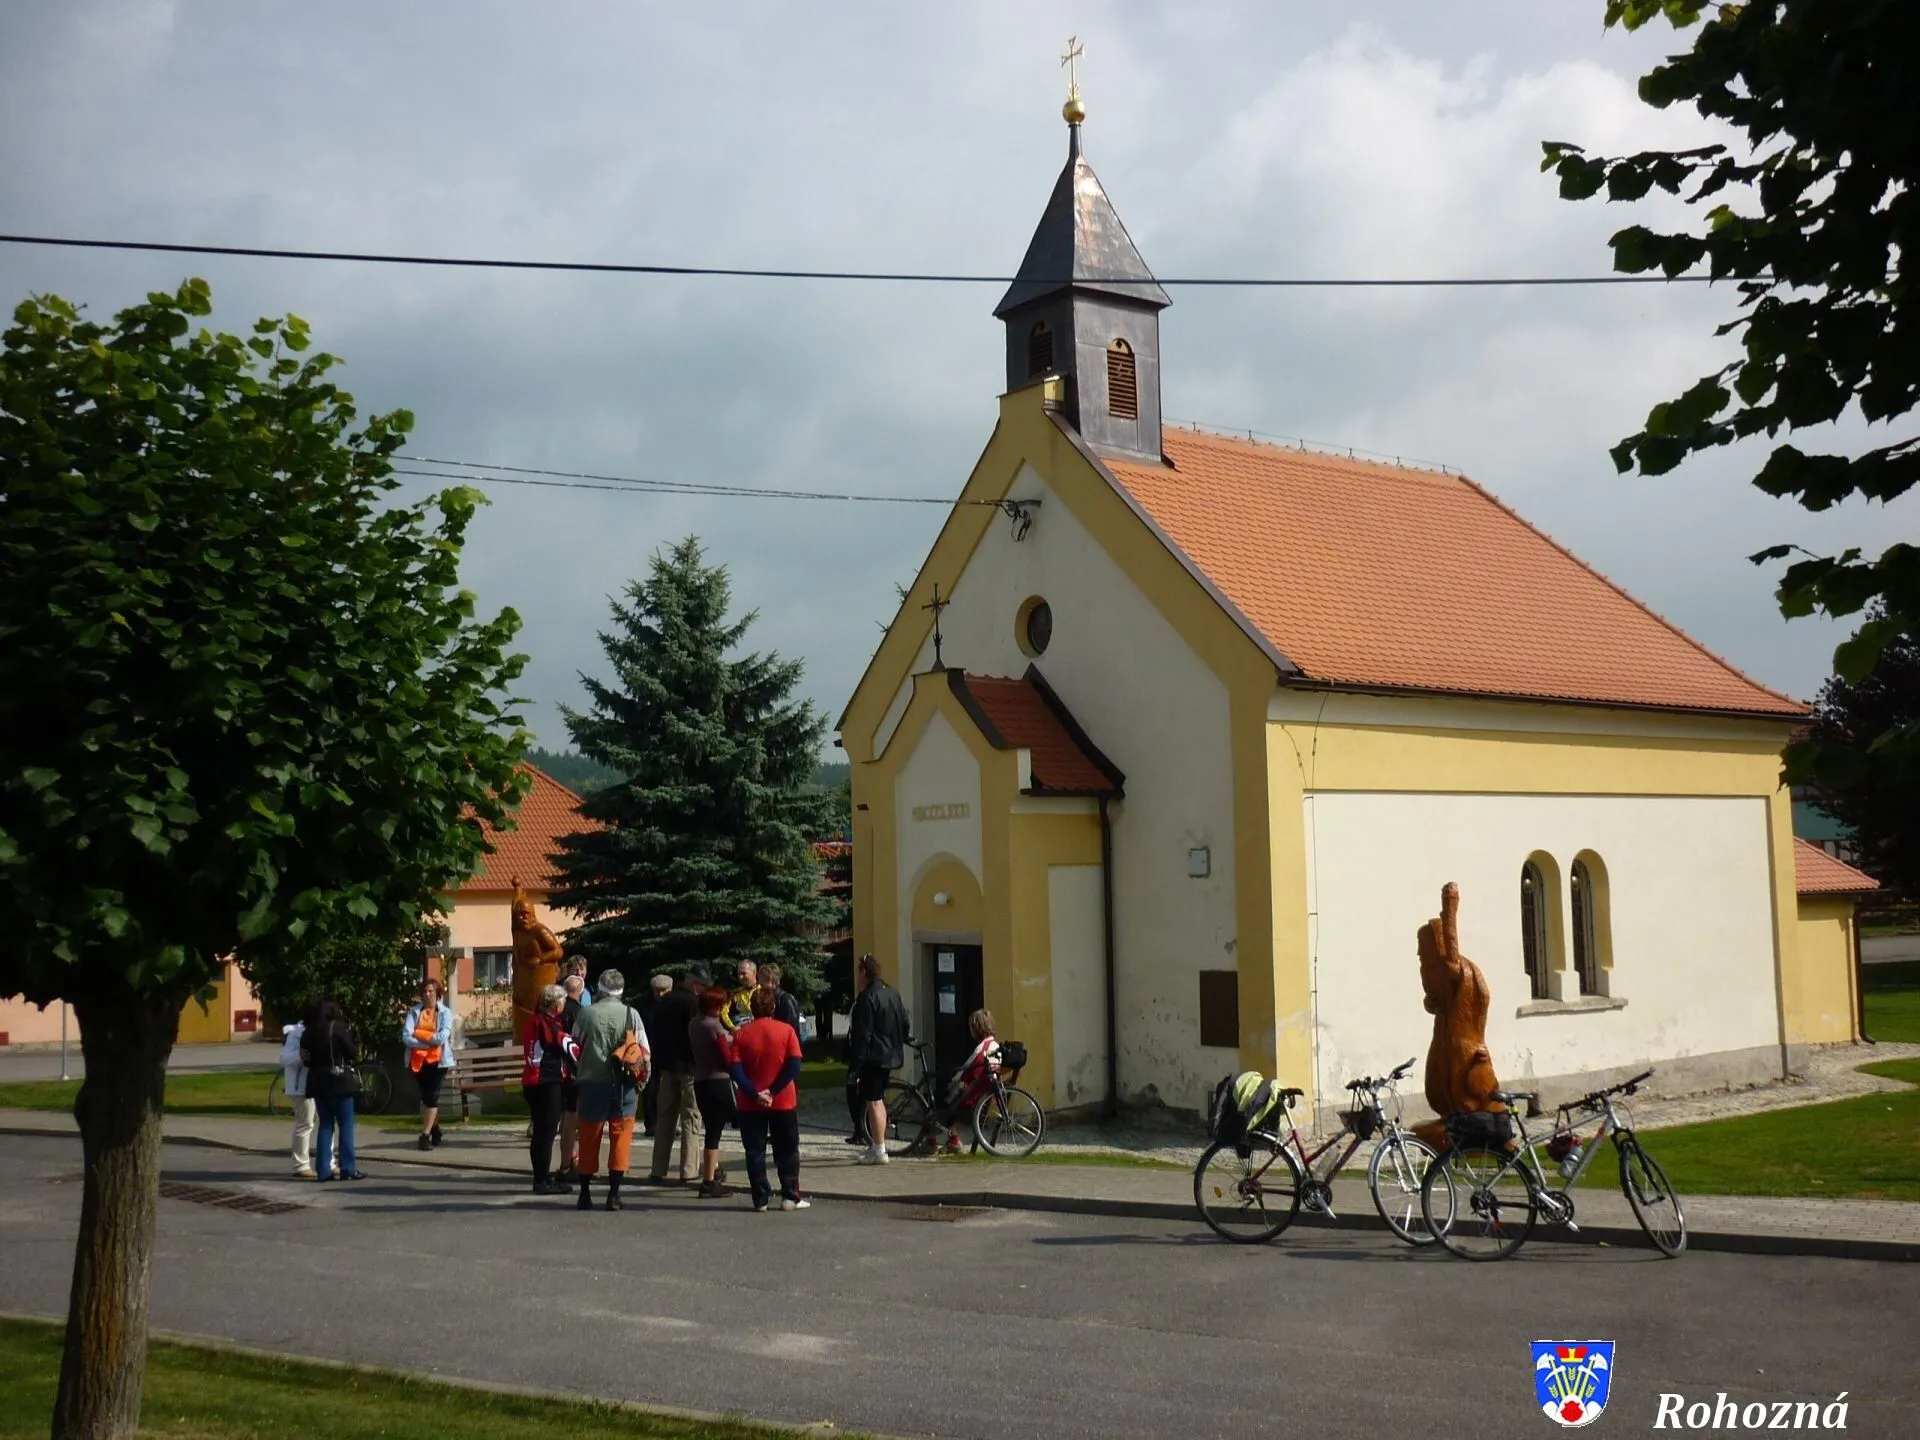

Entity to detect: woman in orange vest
[401,978,455,1151]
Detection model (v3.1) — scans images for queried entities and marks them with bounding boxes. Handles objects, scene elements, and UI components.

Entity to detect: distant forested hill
[528,748,848,798]
[526,747,625,794]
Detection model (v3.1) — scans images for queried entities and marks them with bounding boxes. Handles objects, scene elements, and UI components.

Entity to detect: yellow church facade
[838,106,1853,1122]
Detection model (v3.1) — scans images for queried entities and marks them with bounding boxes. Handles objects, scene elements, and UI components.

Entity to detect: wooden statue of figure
[509,878,564,1045]
[1413,881,1504,1148]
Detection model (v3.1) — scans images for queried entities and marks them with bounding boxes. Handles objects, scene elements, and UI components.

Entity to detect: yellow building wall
[1266,705,1839,1106]
[1793,895,1862,1045]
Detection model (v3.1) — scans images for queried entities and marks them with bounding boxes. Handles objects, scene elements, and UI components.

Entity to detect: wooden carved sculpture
[509,878,564,1045]
[1413,882,1504,1148]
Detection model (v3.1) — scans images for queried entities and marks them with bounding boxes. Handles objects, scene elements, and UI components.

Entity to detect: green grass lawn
[1615,1059,1920,1201]
[1863,959,1920,1042]
[0,1069,277,1117]
[0,1318,842,1440]
[797,1058,846,1091]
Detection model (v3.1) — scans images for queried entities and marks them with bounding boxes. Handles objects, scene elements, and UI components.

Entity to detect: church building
[836,92,1860,1121]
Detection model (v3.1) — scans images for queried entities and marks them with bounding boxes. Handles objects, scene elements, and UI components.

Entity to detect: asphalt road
[0,1133,1910,1439]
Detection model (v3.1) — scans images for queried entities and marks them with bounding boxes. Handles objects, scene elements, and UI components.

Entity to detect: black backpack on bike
[1444,1108,1516,1152]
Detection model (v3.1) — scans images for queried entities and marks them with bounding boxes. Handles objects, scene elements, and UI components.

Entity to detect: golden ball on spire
[1062,93,1086,125]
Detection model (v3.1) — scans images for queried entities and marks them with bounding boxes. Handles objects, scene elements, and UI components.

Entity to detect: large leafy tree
[0,279,527,1439]
[1806,614,1920,897]
[1542,0,1919,803]
[551,538,834,994]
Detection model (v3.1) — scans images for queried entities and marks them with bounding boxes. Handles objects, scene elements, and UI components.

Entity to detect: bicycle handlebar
[1346,1059,1417,1092]
[1571,1067,1656,1112]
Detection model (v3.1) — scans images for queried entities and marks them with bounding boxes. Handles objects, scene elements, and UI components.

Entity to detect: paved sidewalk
[4,1101,1915,1262]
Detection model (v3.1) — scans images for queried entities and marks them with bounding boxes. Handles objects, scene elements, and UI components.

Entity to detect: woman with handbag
[301,997,366,1181]
[400,977,455,1152]
[569,968,650,1212]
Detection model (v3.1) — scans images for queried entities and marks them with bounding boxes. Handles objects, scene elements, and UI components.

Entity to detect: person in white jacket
[278,1020,325,1178]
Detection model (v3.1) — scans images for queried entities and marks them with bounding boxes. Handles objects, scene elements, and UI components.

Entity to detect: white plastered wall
[914,466,1237,1111]
[1048,864,1108,1109]
[1304,791,1780,1098]
[894,709,984,1040]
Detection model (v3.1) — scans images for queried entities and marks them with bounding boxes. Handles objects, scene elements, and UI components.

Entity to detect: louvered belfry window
[1107,338,1138,419]
[1028,321,1054,377]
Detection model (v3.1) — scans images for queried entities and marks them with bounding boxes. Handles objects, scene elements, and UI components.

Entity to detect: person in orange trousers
[569,968,650,1211]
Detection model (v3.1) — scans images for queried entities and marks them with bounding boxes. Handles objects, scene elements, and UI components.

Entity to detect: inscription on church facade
[912,802,971,822]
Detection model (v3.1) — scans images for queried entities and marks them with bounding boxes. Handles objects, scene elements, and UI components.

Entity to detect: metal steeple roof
[993,124,1171,317]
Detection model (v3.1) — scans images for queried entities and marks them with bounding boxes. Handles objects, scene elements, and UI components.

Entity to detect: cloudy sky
[4,2,1906,749]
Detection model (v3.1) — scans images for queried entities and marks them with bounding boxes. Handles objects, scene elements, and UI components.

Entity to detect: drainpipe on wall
[1100,795,1119,1120]
[1853,910,1874,1045]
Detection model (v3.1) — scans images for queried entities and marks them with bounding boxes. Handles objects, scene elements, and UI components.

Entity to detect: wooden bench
[452,1044,522,1121]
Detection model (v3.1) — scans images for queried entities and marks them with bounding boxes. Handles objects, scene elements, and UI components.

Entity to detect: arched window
[1520,860,1551,1000]
[1570,853,1611,996]
[1107,338,1138,419]
[1028,321,1054,378]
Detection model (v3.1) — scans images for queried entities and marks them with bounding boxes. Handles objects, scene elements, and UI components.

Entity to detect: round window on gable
[1016,596,1053,657]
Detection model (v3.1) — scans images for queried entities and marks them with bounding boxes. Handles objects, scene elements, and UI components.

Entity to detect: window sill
[1515,994,1627,1019]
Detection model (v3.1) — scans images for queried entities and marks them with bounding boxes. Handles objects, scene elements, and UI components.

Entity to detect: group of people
[274,951,983,1210]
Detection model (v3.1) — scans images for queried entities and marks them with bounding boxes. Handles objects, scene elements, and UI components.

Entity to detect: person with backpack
[757,963,805,1032]
[300,997,366,1181]
[845,953,910,1166]
[570,969,650,1212]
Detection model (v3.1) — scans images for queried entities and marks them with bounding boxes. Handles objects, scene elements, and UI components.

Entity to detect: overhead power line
[392,457,978,507]
[0,232,1721,288]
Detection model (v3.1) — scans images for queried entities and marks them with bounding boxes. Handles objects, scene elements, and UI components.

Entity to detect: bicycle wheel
[1194,1137,1305,1244]
[973,1086,1045,1158]
[1368,1134,1440,1247]
[1618,1136,1686,1257]
[357,1062,393,1117]
[1422,1146,1536,1260]
[266,1071,289,1118]
[880,1082,931,1158]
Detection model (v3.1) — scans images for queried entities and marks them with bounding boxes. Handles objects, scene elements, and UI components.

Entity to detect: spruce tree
[551,537,835,993]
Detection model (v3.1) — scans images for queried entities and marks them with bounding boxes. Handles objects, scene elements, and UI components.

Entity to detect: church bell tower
[994,46,1170,463]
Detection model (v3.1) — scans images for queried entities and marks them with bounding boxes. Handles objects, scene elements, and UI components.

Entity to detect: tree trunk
[52,984,178,1440]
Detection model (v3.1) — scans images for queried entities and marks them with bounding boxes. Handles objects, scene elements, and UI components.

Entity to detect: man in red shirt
[730,985,808,1212]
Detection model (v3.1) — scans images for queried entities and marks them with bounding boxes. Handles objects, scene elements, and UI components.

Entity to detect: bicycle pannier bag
[1444,1109,1515,1152]
[999,1040,1028,1072]
[1209,1071,1282,1157]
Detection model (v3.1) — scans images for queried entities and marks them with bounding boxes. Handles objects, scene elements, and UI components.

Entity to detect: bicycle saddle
[1277,1086,1305,1103]
[1491,1088,1538,1109]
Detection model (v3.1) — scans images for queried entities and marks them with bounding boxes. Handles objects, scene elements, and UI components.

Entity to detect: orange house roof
[456,763,595,895]
[1792,837,1879,896]
[1098,429,1806,719]
[948,668,1124,796]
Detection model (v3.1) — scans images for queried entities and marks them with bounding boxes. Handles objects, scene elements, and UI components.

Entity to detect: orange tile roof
[1098,429,1806,718]
[456,763,595,894]
[949,669,1124,796]
[1793,837,1879,896]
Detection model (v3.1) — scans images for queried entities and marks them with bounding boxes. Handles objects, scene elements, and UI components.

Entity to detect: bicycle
[1419,1067,1686,1261]
[879,1039,1047,1159]
[1193,1058,1441,1246]
[267,1058,393,1117]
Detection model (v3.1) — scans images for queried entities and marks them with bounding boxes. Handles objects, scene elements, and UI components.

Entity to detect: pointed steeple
[993,125,1170,318]
[995,71,1168,463]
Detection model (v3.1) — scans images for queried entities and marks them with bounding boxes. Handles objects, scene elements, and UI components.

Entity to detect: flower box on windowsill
[1515,994,1628,1019]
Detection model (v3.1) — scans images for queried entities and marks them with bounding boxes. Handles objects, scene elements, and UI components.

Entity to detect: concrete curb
[7,1122,1915,1263]
[0,1309,903,1439]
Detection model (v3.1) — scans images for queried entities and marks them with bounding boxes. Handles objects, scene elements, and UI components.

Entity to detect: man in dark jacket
[845,953,910,1165]
[646,965,707,1184]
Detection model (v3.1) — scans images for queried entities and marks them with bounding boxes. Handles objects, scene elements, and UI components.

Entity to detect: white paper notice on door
[937,952,956,973]
[938,992,957,1013]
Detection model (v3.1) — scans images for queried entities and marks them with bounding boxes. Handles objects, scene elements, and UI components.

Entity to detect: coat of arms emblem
[1532,1341,1614,1427]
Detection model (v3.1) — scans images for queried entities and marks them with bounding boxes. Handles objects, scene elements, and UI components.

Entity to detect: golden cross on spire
[1060,35,1086,125]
